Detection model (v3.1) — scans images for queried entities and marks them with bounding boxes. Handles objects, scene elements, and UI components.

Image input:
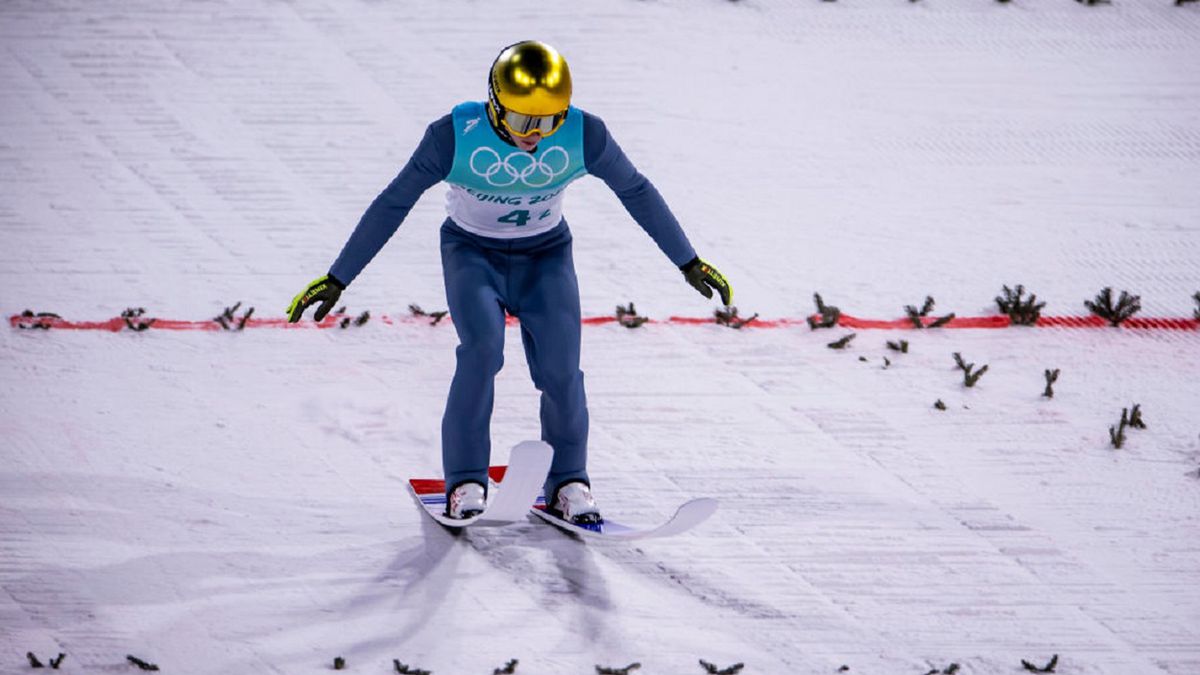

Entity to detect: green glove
[681,257,733,306]
[286,274,345,322]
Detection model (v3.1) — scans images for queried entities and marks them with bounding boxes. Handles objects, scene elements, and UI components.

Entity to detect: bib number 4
[498,209,552,227]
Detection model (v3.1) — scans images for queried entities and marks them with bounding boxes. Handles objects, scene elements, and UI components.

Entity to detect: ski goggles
[497,107,568,138]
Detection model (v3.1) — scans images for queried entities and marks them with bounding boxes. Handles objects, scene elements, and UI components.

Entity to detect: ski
[408,440,553,528]
[531,497,718,540]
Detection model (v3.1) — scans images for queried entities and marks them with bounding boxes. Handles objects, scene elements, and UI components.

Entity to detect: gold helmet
[487,40,572,139]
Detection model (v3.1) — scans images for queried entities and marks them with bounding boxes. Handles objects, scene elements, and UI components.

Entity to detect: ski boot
[446,481,486,519]
[550,481,604,530]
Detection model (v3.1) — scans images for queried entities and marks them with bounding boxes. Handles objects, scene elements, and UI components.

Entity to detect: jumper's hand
[286,274,345,322]
[681,257,733,306]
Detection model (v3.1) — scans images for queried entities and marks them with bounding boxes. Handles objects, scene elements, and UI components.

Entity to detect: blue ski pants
[439,218,589,502]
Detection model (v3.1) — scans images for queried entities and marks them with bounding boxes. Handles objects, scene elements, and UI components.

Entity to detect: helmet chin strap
[486,100,537,151]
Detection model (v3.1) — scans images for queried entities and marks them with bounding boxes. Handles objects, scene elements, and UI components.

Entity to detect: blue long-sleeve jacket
[328,110,696,286]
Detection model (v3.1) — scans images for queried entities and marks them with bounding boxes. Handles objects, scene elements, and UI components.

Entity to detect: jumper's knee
[456,336,505,376]
[536,368,584,401]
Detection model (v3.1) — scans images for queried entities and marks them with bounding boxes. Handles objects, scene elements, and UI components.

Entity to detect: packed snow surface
[2,1,1199,673]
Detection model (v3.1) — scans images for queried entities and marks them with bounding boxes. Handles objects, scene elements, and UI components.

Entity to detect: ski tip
[679,497,719,520]
[509,439,554,464]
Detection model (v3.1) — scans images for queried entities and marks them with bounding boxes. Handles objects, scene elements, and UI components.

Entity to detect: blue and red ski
[407,440,553,528]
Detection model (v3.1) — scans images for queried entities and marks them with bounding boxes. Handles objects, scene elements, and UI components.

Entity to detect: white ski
[408,440,553,528]
[531,497,718,540]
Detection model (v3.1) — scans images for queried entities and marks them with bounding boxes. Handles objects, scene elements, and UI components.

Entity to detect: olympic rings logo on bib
[469,146,569,188]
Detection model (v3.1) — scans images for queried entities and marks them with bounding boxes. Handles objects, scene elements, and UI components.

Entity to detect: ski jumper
[328,101,697,502]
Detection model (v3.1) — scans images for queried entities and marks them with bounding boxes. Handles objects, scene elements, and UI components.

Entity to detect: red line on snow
[10,312,1200,332]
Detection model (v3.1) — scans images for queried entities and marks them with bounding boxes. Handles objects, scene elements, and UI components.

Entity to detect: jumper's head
[487,40,572,144]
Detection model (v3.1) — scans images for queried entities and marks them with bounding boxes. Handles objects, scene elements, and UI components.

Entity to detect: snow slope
[2,1,1199,673]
